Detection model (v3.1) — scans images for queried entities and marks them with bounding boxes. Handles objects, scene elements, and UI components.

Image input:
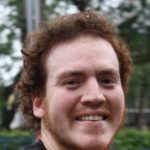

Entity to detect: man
[17,10,132,150]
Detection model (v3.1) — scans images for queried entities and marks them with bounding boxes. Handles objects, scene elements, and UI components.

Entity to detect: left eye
[101,78,114,84]
[100,78,116,88]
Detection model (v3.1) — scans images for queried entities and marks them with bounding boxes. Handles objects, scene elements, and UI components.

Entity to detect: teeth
[77,115,104,121]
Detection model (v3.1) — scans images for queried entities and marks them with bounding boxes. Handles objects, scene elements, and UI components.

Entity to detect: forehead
[46,35,119,76]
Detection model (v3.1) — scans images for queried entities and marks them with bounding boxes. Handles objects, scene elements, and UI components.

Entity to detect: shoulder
[23,140,46,150]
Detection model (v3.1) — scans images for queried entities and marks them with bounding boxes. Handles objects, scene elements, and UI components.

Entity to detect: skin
[33,35,125,150]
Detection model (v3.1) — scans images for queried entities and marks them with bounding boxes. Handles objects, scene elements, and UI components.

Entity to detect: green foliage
[0,86,6,109]
[0,129,31,137]
[126,63,150,108]
[113,128,150,150]
[0,0,25,55]
[129,33,150,64]
[0,129,32,150]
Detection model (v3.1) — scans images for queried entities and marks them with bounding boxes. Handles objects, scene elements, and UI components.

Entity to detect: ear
[32,96,45,118]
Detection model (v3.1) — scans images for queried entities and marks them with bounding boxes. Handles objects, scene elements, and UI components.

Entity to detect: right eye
[66,80,79,85]
[63,79,81,89]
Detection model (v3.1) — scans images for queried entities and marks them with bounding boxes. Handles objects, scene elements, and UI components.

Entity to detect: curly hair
[16,10,132,132]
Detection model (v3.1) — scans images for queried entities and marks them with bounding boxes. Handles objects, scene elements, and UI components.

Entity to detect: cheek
[107,88,125,113]
[47,89,79,115]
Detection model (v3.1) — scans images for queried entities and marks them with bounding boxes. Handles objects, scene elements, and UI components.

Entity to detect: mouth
[75,114,107,121]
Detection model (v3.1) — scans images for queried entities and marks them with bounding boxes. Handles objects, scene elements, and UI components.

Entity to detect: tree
[0,0,47,129]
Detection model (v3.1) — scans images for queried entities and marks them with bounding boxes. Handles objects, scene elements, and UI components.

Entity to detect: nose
[80,78,106,107]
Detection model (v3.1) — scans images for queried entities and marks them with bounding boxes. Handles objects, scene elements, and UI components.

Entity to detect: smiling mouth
[75,115,107,121]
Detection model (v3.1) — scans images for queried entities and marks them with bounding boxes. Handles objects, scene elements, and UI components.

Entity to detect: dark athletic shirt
[23,140,47,150]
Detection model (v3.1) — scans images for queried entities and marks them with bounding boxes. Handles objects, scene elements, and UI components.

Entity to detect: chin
[74,142,110,150]
[69,135,112,150]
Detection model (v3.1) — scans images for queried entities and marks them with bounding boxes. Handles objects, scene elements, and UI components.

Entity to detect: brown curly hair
[16,10,132,132]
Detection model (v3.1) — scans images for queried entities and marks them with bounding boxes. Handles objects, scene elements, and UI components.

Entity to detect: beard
[41,101,126,150]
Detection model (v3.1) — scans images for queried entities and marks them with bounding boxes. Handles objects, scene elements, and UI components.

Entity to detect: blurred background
[0,0,150,150]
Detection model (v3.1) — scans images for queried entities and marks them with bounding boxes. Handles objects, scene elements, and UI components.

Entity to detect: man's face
[33,35,125,150]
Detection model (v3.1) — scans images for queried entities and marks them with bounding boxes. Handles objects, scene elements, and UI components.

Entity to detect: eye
[100,78,116,88]
[63,79,82,89]
[66,80,80,85]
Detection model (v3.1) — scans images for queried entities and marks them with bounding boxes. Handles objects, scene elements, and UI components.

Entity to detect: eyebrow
[56,68,119,80]
[97,69,119,76]
[57,71,85,80]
